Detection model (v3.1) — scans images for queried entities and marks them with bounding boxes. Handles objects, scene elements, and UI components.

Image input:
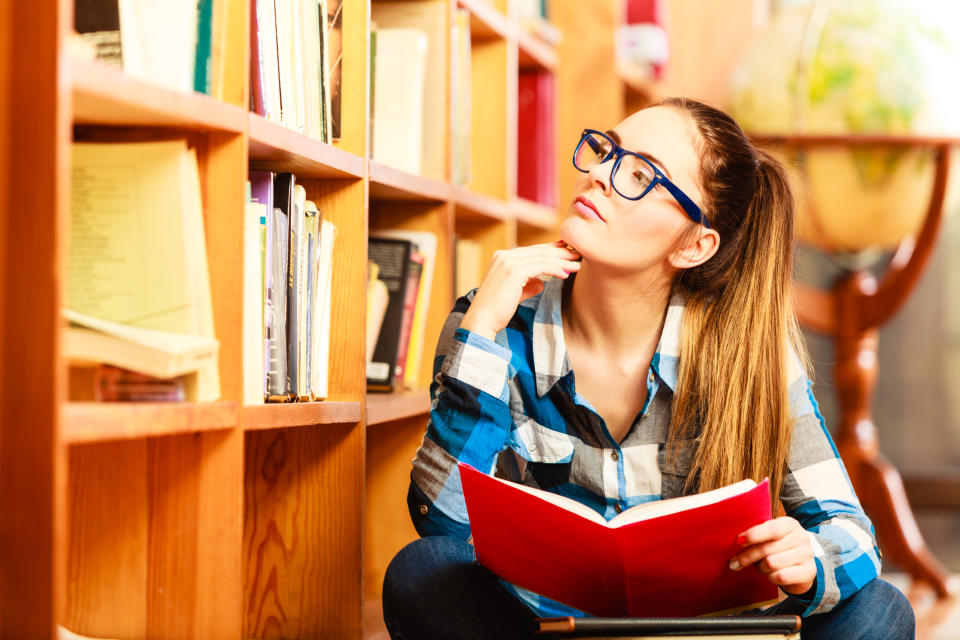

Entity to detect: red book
[458,462,778,618]
[517,72,539,203]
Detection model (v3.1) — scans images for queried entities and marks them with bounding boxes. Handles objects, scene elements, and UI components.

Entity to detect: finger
[767,564,817,590]
[737,517,797,547]
[519,277,546,303]
[499,244,582,261]
[757,547,812,575]
[729,537,795,571]
[504,257,581,282]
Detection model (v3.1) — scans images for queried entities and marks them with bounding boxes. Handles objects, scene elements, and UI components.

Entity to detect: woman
[382,98,914,639]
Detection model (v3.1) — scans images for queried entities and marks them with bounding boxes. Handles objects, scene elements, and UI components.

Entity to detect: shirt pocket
[658,439,696,499]
[503,417,576,490]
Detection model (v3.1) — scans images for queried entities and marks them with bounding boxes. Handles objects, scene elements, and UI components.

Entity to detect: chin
[559,215,596,256]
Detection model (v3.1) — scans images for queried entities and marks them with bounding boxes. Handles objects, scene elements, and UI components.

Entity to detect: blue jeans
[382,536,915,640]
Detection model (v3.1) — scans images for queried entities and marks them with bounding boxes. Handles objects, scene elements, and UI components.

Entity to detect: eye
[632,166,655,188]
[587,135,611,158]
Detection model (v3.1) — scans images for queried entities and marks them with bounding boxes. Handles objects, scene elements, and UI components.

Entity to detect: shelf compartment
[452,185,511,222]
[456,0,510,40]
[248,113,365,178]
[369,160,450,202]
[366,389,431,426]
[242,401,362,431]
[62,402,238,444]
[517,29,557,70]
[513,197,559,230]
[70,58,247,132]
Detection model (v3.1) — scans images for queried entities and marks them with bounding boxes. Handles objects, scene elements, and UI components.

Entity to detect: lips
[574,196,604,222]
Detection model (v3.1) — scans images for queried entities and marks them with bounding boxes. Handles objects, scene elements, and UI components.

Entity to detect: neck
[564,261,674,358]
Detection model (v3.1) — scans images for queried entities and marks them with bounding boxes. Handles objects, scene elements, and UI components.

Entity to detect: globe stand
[781,134,960,599]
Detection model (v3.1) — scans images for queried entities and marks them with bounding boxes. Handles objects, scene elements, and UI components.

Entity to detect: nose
[588,156,614,195]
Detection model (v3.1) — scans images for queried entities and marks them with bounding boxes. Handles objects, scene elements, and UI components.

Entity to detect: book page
[478,471,608,525]
[70,141,196,331]
[608,479,758,528]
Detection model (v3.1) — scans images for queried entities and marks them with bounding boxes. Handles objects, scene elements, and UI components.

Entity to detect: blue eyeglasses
[572,129,708,228]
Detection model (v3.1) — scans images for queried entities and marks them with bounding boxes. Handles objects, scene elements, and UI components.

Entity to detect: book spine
[366,238,412,390]
[265,205,289,398]
[96,365,187,402]
[250,0,266,115]
[194,0,213,94]
[286,193,303,398]
[393,251,423,383]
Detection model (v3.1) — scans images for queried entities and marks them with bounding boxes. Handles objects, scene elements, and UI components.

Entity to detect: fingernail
[737,535,746,546]
[729,560,741,571]
[563,269,571,275]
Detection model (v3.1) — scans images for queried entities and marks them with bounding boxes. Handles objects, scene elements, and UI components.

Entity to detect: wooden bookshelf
[2,0,576,637]
[62,402,238,444]
[366,389,432,426]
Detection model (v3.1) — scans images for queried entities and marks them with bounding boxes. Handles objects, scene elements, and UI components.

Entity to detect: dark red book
[459,462,777,618]
[517,70,556,206]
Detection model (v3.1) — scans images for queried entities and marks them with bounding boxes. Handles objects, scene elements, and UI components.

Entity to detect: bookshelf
[0,0,583,638]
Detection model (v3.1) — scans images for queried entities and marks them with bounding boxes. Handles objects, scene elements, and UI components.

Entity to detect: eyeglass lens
[574,132,655,199]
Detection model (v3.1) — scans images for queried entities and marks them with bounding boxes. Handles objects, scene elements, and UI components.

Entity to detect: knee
[845,579,915,639]
[383,536,473,608]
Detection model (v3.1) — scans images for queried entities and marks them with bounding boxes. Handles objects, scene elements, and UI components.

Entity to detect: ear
[667,226,720,270]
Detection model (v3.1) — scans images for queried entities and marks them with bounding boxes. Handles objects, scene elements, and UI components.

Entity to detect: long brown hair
[660,97,807,504]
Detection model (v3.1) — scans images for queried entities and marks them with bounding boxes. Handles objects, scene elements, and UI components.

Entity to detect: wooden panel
[63,402,238,444]
[454,217,515,266]
[336,0,369,158]
[147,431,243,639]
[364,415,429,600]
[369,161,450,202]
[370,201,455,389]
[202,131,248,403]
[366,390,431,426]
[468,39,509,199]
[243,402,363,431]
[244,423,364,639]
[457,0,510,40]
[66,441,149,639]
[249,114,365,178]
[0,0,66,636]
[70,58,247,132]
[452,185,511,222]
[552,0,623,214]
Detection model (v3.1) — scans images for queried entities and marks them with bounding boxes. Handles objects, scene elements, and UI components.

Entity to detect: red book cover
[536,71,555,206]
[517,71,539,202]
[393,251,424,382]
[458,462,777,618]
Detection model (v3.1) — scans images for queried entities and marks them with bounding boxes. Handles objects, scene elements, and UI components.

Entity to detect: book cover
[249,170,275,397]
[268,172,294,399]
[243,199,267,405]
[371,28,427,174]
[325,0,342,140]
[95,365,188,402]
[366,237,413,391]
[193,0,213,94]
[535,615,801,638]
[287,184,307,398]
[459,462,778,618]
[117,0,198,93]
[393,251,424,383]
[366,261,389,365]
[303,199,321,399]
[250,0,282,121]
[310,219,336,400]
[74,0,123,65]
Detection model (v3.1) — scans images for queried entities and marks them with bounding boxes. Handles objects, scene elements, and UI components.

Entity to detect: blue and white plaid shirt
[409,275,881,618]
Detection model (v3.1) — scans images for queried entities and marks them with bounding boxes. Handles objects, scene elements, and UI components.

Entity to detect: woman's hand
[729,516,817,596]
[460,242,582,340]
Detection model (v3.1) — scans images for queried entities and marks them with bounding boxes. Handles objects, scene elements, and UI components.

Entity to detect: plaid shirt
[409,275,881,618]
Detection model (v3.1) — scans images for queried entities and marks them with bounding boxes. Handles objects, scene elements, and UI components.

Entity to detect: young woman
[382,98,914,640]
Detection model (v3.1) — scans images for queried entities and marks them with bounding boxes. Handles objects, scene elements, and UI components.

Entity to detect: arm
[408,243,582,539]
[730,371,881,616]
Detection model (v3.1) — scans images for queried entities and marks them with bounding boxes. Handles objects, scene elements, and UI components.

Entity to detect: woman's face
[559,106,705,275]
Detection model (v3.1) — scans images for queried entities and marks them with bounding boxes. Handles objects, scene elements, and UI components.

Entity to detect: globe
[728,0,960,251]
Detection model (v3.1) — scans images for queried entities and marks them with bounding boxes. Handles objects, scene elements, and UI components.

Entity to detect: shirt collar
[529,276,686,397]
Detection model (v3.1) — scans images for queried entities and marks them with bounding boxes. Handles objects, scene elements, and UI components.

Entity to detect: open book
[458,462,778,618]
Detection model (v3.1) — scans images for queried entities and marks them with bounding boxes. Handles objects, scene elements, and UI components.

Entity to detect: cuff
[440,328,515,400]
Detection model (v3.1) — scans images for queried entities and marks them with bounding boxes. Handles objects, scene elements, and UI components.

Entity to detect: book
[370,229,437,389]
[450,8,473,186]
[459,462,778,618]
[244,194,267,405]
[371,0,448,179]
[310,218,336,400]
[302,199,321,399]
[74,0,123,65]
[64,309,218,382]
[366,237,414,391]
[95,365,189,402]
[518,69,556,205]
[370,27,428,174]
[193,0,213,94]
[249,170,275,397]
[268,172,295,400]
[535,615,801,639]
[251,0,282,121]
[325,0,342,140]
[454,236,483,298]
[393,251,424,383]
[69,139,219,401]
[366,261,389,365]
[116,0,198,93]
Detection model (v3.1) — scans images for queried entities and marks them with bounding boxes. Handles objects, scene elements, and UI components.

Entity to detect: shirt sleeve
[779,362,882,616]
[408,291,518,540]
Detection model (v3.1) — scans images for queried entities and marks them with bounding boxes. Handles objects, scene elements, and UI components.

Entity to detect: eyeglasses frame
[572,128,709,228]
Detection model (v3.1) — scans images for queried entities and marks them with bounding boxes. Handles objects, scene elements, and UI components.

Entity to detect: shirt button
[614,504,623,513]
[611,451,619,461]
[419,504,429,515]
[649,372,655,383]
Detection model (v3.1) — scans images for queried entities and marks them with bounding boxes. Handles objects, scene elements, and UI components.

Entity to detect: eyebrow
[604,129,673,180]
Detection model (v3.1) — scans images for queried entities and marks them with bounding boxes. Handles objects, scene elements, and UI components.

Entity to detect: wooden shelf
[369,161,450,202]
[242,401,362,431]
[62,401,238,444]
[70,57,247,132]
[366,389,431,426]
[456,0,510,40]
[520,18,562,47]
[452,185,511,222]
[248,113,365,178]
[513,197,559,229]
[517,29,557,71]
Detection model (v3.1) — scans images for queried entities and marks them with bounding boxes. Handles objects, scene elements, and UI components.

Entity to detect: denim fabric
[382,536,915,640]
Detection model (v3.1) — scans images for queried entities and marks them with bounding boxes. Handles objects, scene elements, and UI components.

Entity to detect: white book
[300,0,324,140]
[371,28,428,174]
[310,219,336,400]
[256,0,283,122]
[243,201,267,404]
[117,0,197,93]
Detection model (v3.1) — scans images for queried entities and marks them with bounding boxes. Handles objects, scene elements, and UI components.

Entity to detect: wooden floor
[363,576,960,640]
